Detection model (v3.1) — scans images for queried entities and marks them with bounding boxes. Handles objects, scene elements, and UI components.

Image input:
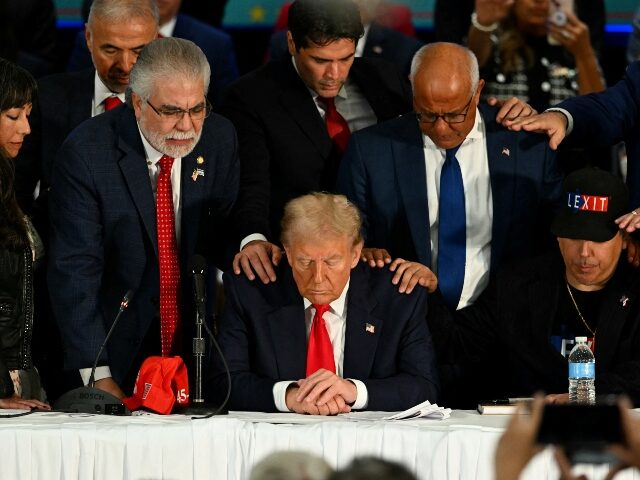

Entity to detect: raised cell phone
[548,0,575,46]
[536,403,625,464]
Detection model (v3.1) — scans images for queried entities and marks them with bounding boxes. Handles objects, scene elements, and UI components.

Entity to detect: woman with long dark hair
[0,58,49,409]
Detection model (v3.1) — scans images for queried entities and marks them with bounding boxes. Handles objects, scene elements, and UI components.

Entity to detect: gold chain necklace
[565,282,597,337]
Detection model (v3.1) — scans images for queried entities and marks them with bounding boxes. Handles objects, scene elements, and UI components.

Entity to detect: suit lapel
[116,109,158,255]
[269,270,307,379]
[343,266,382,379]
[481,105,516,270]
[179,149,206,260]
[393,116,432,266]
[277,62,332,158]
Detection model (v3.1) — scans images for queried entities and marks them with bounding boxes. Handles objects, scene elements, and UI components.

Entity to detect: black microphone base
[53,387,131,415]
[179,402,228,416]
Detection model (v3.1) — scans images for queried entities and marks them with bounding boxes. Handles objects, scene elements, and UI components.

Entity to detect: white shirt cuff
[349,378,368,410]
[240,233,268,251]
[273,380,297,412]
[79,366,112,386]
[546,107,574,135]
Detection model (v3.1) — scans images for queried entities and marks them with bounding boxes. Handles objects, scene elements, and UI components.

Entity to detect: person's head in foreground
[552,167,629,292]
[281,192,364,305]
[250,450,333,480]
[328,456,417,480]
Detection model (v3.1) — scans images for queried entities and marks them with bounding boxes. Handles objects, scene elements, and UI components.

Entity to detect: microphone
[190,255,207,320]
[53,289,135,415]
[88,289,134,387]
[189,255,207,405]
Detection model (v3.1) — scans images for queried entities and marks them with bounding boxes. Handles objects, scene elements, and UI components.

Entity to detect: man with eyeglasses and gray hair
[336,42,563,406]
[48,37,239,400]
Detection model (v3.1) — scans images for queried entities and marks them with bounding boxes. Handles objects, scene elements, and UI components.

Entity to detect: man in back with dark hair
[221,0,412,285]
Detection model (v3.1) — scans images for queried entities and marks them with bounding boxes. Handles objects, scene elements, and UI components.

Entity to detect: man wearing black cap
[427,167,640,407]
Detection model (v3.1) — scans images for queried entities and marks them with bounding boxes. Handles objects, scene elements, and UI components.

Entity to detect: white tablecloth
[0,409,636,480]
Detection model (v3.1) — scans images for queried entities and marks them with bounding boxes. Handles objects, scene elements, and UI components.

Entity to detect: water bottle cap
[575,336,588,343]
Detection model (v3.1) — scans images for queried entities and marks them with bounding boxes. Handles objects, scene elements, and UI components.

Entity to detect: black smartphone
[536,403,625,464]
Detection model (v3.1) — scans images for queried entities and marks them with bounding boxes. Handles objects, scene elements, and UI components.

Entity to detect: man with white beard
[48,38,239,399]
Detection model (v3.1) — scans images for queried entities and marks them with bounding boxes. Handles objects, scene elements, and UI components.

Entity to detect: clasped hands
[285,369,357,416]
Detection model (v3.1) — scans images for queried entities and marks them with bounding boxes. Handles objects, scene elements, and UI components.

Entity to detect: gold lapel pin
[196,156,204,165]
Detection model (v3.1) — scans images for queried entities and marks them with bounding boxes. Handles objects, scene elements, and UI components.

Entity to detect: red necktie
[306,304,336,376]
[318,96,351,154]
[157,155,181,356]
[104,96,123,111]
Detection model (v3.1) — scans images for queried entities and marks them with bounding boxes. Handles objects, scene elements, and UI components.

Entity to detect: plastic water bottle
[568,336,595,404]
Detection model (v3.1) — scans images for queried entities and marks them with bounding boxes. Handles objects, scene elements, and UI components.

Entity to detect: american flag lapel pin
[501,147,510,156]
[365,323,375,334]
[191,168,205,182]
[620,295,630,307]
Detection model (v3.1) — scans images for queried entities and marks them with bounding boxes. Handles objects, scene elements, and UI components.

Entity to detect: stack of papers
[383,400,452,420]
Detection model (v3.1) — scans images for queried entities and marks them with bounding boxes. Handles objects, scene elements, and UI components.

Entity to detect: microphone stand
[181,259,225,416]
[192,300,206,404]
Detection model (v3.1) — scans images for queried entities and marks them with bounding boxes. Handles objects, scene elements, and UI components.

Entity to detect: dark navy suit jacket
[336,104,563,273]
[65,14,239,104]
[560,61,640,207]
[48,105,239,383]
[208,263,439,412]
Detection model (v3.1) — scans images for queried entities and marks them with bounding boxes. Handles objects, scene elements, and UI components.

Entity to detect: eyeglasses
[146,99,211,122]
[415,96,474,124]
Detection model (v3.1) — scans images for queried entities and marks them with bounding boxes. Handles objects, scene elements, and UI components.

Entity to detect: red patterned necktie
[104,96,123,111]
[306,304,336,376]
[157,155,181,356]
[318,96,351,154]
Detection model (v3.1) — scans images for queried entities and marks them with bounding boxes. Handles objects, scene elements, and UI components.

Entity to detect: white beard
[141,124,202,159]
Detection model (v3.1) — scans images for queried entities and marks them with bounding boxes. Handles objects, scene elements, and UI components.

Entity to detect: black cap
[551,168,629,242]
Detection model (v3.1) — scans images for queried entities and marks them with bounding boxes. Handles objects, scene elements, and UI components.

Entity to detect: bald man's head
[410,43,484,150]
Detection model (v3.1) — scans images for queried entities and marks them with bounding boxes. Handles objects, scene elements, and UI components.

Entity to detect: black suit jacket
[208,262,439,412]
[428,251,640,406]
[220,57,411,243]
[16,68,94,211]
[48,105,239,383]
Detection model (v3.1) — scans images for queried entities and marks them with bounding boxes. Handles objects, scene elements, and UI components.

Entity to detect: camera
[536,403,625,464]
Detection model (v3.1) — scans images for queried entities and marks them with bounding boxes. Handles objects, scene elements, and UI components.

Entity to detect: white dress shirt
[92,72,126,117]
[159,16,177,38]
[272,280,369,412]
[423,108,493,310]
[80,126,183,386]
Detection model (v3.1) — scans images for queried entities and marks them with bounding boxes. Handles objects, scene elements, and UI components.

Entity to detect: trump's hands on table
[285,369,357,416]
[233,239,282,283]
